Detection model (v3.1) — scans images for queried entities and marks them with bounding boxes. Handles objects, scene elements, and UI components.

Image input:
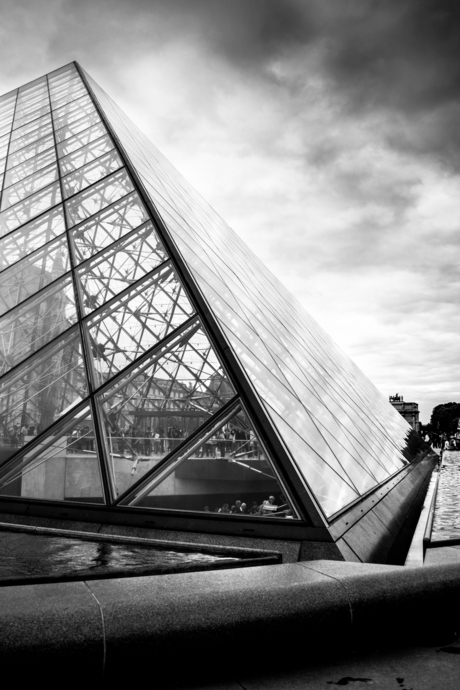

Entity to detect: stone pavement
[168,640,460,689]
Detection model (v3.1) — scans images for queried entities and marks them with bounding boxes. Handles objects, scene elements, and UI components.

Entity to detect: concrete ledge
[2,560,460,680]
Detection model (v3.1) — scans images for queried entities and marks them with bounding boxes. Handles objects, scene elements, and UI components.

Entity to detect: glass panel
[0,181,61,234]
[0,328,88,465]
[121,402,298,518]
[69,191,148,264]
[9,115,53,151]
[51,84,87,111]
[85,263,195,386]
[13,103,50,131]
[0,274,77,375]
[86,70,417,518]
[75,222,167,309]
[6,132,54,168]
[48,63,77,83]
[14,92,49,118]
[97,322,235,497]
[52,96,96,131]
[62,149,122,198]
[268,411,359,517]
[59,134,114,174]
[0,206,65,270]
[1,163,58,210]
[50,79,84,105]
[4,147,56,187]
[0,121,11,138]
[0,134,9,160]
[65,168,133,227]
[0,234,70,313]
[0,405,104,505]
[55,111,102,145]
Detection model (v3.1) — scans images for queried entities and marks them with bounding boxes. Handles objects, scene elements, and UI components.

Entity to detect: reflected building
[0,63,436,562]
[389,394,420,432]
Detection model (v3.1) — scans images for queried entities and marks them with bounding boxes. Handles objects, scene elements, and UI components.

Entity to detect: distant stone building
[389,394,420,431]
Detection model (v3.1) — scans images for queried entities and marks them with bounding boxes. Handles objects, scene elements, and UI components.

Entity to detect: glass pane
[9,115,53,151]
[0,273,77,375]
[0,234,70,314]
[48,63,77,83]
[55,111,102,145]
[62,149,122,198]
[70,191,148,264]
[0,328,88,465]
[65,168,133,227]
[1,163,59,210]
[0,181,61,234]
[75,222,167,308]
[13,104,50,131]
[14,92,49,118]
[52,95,96,131]
[0,405,104,504]
[85,264,195,386]
[58,118,108,159]
[4,147,56,187]
[0,134,9,160]
[59,134,114,174]
[97,321,235,497]
[6,132,54,168]
[51,84,87,111]
[121,402,298,518]
[0,206,65,270]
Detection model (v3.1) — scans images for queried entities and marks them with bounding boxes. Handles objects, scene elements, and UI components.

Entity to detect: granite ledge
[2,560,460,679]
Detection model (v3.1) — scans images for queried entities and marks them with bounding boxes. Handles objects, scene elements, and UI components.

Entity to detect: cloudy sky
[1,0,459,423]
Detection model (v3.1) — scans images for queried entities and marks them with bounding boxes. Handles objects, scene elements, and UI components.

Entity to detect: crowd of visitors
[424,433,460,452]
[0,423,39,448]
[203,494,294,518]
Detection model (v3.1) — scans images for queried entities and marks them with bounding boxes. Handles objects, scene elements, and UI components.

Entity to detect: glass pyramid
[0,62,417,526]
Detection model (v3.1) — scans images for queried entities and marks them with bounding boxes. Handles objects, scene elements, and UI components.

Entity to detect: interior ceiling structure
[0,62,418,529]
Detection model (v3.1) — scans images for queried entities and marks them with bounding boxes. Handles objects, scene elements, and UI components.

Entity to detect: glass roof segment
[83,262,195,387]
[0,327,89,464]
[120,399,299,519]
[83,65,415,518]
[0,404,105,504]
[0,63,419,528]
[96,320,235,498]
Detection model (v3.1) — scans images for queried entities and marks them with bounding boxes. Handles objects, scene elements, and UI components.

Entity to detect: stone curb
[2,560,460,679]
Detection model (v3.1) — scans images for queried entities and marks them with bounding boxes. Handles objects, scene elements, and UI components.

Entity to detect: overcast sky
[1,0,459,423]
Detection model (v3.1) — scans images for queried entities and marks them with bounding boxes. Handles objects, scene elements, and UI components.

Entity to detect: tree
[430,402,460,435]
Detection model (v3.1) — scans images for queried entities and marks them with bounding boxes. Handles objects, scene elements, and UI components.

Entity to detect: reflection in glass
[0,328,88,465]
[97,321,234,496]
[75,221,166,309]
[0,234,70,314]
[87,69,416,518]
[120,401,298,519]
[65,168,133,227]
[84,263,195,386]
[0,274,77,375]
[0,181,61,235]
[6,133,54,168]
[55,111,102,146]
[62,149,122,198]
[1,163,59,211]
[0,206,65,271]
[9,115,53,152]
[0,405,104,504]
[69,191,148,264]
[59,134,114,175]
[4,147,56,188]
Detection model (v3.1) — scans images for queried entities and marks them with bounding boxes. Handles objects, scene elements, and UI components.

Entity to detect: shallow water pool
[0,528,277,585]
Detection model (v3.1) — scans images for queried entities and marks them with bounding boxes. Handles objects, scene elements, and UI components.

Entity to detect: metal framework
[0,63,422,540]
